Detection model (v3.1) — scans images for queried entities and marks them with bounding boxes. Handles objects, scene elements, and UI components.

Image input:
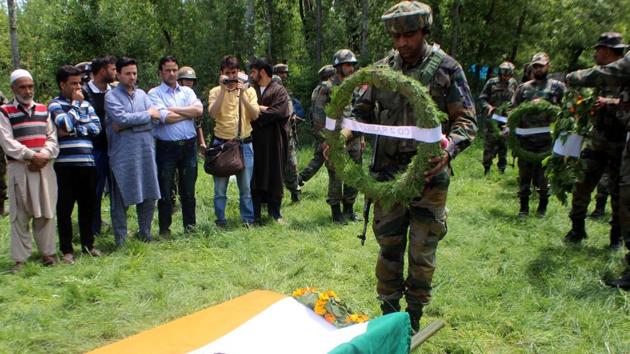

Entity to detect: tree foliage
[0,0,628,106]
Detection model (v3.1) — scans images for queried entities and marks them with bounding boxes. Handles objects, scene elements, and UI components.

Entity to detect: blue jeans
[92,147,110,236]
[213,140,254,224]
[156,138,198,232]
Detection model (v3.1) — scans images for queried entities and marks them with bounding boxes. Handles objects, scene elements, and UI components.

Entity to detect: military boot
[518,196,529,217]
[290,190,301,203]
[609,224,622,250]
[589,196,606,218]
[483,165,490,175]
[380,299,401,316]
[331,204,346,224]
[343,203,360,222]
[536,196,549,217]
[604,267,630,291]
[406,306,423,333]
[563,218,587,244]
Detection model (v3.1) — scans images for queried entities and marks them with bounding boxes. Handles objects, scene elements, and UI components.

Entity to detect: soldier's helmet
[75,61,92,83]
[498,61,515,75]
[332,49,358,67]
[593,32,627,49]
[273,64,289,74]
[318,64,336,81]
[531,52,550,66]
[177,66,197,80]
[382,1,433,34]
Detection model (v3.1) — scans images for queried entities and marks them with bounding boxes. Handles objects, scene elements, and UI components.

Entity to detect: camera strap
[236,89,242,141]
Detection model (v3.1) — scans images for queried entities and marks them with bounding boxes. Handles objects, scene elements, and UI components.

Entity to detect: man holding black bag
[207,55,260,227]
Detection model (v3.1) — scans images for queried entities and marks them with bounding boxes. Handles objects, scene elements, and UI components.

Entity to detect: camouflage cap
[381,1,432,34]
[593,32,627,49]
[498,61,515,73]
[273,63,289,74]
[531,52,550,65]
[318,64,335,80]
[178,66,197,80]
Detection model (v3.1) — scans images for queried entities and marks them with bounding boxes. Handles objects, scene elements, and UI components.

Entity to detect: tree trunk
[360,0,369,63]
[245,0,255,60]
[265,0,274,62]
[510,5,527,62]
[449,1,461,58]
[7,0,20,69]
[315,0,322,67]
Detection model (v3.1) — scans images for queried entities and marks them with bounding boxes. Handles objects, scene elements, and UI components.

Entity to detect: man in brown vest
[0,69,59,272]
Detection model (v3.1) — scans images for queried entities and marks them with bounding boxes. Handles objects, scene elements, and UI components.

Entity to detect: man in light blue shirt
[105,57,161,246]
[149,56,203,236]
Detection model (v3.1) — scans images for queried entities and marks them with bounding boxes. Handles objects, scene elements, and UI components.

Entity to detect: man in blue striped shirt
[149,56,203,236]
[49,65,102,264]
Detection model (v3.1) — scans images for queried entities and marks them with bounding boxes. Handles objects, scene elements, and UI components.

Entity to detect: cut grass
[0,141,628,353]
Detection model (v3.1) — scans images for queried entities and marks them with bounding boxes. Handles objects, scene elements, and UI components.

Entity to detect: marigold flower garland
[292,287,369,328]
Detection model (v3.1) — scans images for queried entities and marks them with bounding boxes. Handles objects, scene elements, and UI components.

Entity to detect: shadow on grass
[526,244,619,299]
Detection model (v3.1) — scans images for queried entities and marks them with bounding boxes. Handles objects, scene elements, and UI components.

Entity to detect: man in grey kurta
[105,57,161,245]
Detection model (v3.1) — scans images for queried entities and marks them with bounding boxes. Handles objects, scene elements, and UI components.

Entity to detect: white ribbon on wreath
[552,133,583,158]
[325,117,442,143]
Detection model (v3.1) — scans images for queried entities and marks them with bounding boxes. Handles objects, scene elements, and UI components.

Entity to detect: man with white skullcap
[0,69,59,272]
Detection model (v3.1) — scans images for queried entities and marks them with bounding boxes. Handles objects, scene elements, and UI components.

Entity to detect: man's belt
[156,137,197,146]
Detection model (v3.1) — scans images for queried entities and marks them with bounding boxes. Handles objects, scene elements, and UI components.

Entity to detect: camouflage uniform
[565,52,630,285]
[326,75,363,211]
[591,173,609,217]
[0,90,7,214]
[511,54,566,215]
[478,75,517,173]
[353,1,477,321]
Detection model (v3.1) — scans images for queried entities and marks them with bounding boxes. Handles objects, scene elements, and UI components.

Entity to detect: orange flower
[319,290,337,301]
[568,106,576,114]
[314,299,327,315]
[324,313,336,324]
[292,287,316,297]
[345,314,369,324]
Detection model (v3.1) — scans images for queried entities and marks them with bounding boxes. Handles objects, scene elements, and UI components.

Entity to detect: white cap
[10,69,33,84]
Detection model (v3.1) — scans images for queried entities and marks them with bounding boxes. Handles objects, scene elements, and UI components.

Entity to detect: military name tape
[491,114,507,123]
[514,126,551,136]
[552,133,583,158]
[325,117,442,143]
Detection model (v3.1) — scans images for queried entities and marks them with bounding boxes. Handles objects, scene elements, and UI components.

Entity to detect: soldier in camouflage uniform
[0,90,7,216]
[590,173,609,218]
[565,50,630,290]
[299,65,336,185]
[273,64,302,202]
[322,50,363,224]
[511,52,566,216]
[351,1,477,331]
[479,61,517,174]
[563,33,626,248]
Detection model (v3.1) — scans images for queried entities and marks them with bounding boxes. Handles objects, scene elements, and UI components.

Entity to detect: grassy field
[0,141,628,353]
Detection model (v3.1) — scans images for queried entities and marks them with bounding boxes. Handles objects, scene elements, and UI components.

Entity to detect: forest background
[0,0,629,113]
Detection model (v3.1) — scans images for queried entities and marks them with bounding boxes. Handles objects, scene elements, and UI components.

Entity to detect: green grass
[0,141,628,353]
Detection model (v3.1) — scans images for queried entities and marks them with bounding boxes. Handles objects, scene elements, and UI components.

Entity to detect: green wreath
[324,66,447,211]
[507,100,561,162]
[486,102,510,140]
[544,89,594,204]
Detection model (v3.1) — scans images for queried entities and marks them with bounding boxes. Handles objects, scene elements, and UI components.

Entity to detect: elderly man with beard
[0,69,59,272]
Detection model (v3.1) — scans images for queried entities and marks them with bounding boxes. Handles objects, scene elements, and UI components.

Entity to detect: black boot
[604,268,630,291]
[380,299,401,316]
[589,196,606,218]
[291,190,301,203]
[331,204,346,224]
[609,224,622,250]
[483,165,490,175]
[406,306,423,333]
[518,196,529,216]
[536,196,549,217]
[563,218,587,244]
[343,203,360,222]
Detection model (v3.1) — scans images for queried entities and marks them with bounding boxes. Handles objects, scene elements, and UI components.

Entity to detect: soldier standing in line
[299,65,336,186]
[479,61,518,175]
[351,1,477,331]
[511,52,566,217]
[565,50,630,290]
[563,33,626,249]
[273,64,303,203]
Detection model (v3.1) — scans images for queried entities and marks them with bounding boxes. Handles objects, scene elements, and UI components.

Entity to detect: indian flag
[88,290,411,354]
